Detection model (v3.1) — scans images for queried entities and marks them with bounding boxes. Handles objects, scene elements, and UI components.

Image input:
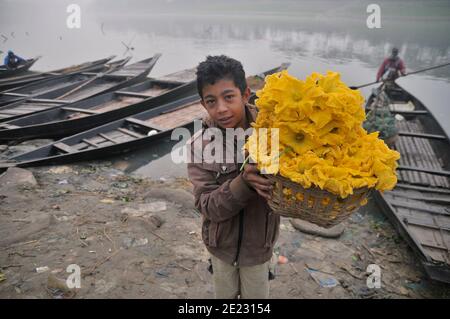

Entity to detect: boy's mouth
[218,115,234,125]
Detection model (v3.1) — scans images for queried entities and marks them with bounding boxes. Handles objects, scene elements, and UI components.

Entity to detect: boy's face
[201,79,251,129]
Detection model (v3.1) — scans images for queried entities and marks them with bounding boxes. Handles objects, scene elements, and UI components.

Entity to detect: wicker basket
[267,175,371,228]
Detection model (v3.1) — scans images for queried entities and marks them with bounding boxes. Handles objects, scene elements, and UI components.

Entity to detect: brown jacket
[187,104,280,267]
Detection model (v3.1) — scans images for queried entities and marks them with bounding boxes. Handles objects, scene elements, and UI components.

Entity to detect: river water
[1,0,449,178]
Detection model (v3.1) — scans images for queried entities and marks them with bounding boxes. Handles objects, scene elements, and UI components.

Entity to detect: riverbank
[0,160,449,299]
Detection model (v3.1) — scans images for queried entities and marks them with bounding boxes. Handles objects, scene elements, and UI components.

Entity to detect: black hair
[196,55,247,98]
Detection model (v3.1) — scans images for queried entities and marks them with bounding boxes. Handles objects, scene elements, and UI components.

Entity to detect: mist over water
[1,0,449,177]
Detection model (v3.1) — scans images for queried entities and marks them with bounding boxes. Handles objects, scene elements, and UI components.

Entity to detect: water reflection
[1,0,449,177]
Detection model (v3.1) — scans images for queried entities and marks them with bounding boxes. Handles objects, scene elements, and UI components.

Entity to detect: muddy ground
[0,159,449,299]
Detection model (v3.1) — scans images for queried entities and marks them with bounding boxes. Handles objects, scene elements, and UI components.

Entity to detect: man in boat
[187,55,279,299]
[3,50,26,69]
[376,47,406,82]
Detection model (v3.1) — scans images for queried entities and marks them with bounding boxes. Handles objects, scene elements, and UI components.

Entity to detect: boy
[187,55,280,299]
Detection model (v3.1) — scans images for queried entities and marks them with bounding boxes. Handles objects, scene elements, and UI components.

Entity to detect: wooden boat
[0,75,198,142]
[0,63,289,169]
[0,57,41,79]
[0,55,115,92]
[365,82,450,283]
[0,57,130,107]
[0,55,161,122]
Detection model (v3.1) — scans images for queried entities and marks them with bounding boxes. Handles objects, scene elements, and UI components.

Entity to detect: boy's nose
[216,99,228,113]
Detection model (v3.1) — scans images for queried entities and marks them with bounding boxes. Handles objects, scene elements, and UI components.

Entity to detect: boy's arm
[188,162,256,223]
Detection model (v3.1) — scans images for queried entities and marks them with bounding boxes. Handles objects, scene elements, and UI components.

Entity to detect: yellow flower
[245,70,400,199]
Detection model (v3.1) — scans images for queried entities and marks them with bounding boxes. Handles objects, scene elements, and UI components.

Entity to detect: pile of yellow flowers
[246,70,400,199]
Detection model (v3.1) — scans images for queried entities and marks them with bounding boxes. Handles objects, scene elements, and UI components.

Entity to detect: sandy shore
[0,160,449,299]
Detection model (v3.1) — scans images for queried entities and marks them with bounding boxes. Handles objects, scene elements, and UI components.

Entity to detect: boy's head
[196,55,251,129]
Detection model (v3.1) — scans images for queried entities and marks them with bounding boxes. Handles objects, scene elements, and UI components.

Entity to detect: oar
[350,61,450,90]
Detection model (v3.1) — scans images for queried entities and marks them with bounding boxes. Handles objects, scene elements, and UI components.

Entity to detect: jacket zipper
[233,209,244,266]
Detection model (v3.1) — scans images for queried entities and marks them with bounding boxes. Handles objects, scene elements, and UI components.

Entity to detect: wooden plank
[401,136,432,186]
[115,91,151,99]
[398,131,447,140]
[98,133,118,144]
[410,135,441,187]
[411,126,450,188]
[53,142,77,153]
[1,92,29,97]
[0,124,20,129]
[126,118,164,131]
[392,122,413,184]
[391,110,428,116]
[396,183,450,195]
[0,109,34,116]
[81,138,99,148]
[387,198,450,216]
[395,136,422,185]
[414,136,448,187]
[27,98,71,104]
[406,132,440,187]
[62,107,100,114]
[117,127,145,138]
[389,190,450,205]
[398,166,450,177]
[402,218,450,233]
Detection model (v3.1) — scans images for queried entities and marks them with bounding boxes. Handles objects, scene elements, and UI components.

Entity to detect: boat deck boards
[380,91,450,282]
[156,68,197,83]
[0,102,57,120]
[393,119,449,188]
[58,82,116,101]
[66,87,171,119]
[145,101,205,130]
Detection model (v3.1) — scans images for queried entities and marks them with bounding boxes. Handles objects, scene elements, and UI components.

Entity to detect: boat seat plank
[0,124,20,129]
[389,190,450,205]
[145,102,206,130]
[396,183,450,194]
[395,208,450,254]
[98,133,118,144]
[126,118,165,131]
[398,131,447,140]
[53,142,77,153]
[0,109,36,116]
[139,87,170,97]
[1,92,30,97]
[62,107,100,114]
[115,91,151,99]
[391,110,428,116]
[393,208,450,262]
[117,127,145,138]
[81,138,99,148]
[27,98,71,104]
[385,196,450,216]
[398,166,450,178]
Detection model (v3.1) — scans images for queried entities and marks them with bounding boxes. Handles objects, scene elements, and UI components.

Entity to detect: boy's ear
[242,87,251,104]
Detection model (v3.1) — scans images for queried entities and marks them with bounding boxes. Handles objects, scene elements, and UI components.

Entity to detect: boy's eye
[225,95,234,101]
[205,99,215,105]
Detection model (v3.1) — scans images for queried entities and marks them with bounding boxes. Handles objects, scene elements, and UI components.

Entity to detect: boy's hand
[242,164,274,200]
